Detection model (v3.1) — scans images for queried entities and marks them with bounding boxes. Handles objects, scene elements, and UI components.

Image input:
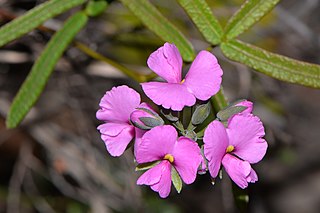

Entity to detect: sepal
[171,166,182,193]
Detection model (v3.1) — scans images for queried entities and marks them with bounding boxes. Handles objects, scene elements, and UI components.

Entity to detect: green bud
[191,103,211,125]
[217,105,247,122]
[131,107,164,130]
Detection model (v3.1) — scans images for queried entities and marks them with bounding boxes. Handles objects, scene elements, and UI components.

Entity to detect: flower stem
[210,88,228,112]
[74,42,147,83]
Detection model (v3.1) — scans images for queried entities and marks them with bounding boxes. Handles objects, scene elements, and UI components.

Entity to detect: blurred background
[0,0,320,212]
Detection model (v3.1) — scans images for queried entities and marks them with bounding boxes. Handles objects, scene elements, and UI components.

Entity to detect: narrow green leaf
[224,0,280,40]
[221,39,320,88]
[85,0,108,17]
[119,0,195,61]
[135,161,160,171]
[0,0,86,47]
[177,0,223,45]
[171,167,182,193]
[6,12,88,128]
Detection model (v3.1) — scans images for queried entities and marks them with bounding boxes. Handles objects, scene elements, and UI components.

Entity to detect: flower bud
[217,99,252,122]
[130,103,164,130]
[191,102,211,125]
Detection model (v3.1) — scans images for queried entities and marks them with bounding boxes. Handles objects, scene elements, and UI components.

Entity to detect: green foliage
[171,167,182,193]
[177,0,223,45]
[224,0,280,40]
[6,12,88,128]
[221,39,320,88]
[85,0,108,17]
[119,0,195,62]
[136,161,160,171]
[0,0,86,47]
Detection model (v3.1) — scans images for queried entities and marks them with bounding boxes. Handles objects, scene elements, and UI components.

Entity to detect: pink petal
[147,43,182,83]
[227,114,268,164]
[150,161,172,198]
[141,82,196,111]
[100,126,135,157]
[133,127,147,158]
[222,154,252,189]
[172,137,202,184]
[96,85,140,122]
[184,50,223,100]
[203,120,229,178]
[137,161,165,186]
[246,168,258,183]
[97,122,131,136]
[135,125,177,164]
[235,100,253,115]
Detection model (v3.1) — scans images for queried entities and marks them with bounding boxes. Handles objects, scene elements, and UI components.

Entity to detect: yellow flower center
[163,154,174,163]
[226,145,234,153]
[180,79,185,84]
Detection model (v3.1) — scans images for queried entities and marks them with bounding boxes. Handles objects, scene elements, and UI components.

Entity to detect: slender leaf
[0,0,86,47]
[6,12,88,128]
[171,166,182,193]
[85,0,108,17]
[224,0,280,40]
[119,0,195,61]
[221,39,320,88]
[135,161,160,171]
[177,0,223,45]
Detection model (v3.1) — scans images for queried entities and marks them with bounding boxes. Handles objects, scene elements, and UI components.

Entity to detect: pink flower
[96,86,140,156]
[203,114,268,189]
[136,125,202,198]
[141,43,223,111]
[96,86,158,157]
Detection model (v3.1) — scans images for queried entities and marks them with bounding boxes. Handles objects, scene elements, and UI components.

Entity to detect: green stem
[74,41,147,83]
[182,107,192,129]
[232,182,249,213]
[210,87,228,112]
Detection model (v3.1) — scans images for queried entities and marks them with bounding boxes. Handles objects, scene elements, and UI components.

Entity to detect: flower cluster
[96,43,268,198]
